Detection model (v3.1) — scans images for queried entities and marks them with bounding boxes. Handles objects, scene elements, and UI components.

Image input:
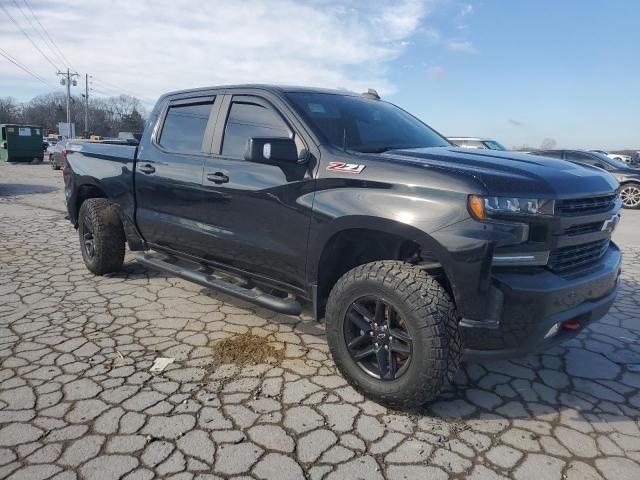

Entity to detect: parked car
[590,150,632,163]
[63,85,621,407]
[47,140,68,170]
[447,136,508,151]
[530,149,640,209]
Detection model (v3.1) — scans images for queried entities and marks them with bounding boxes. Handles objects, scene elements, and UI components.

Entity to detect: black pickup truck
[63,85,622,407]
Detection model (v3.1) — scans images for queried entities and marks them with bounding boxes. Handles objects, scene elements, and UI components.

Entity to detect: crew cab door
[135,94,222,258]
[200,93,314,290]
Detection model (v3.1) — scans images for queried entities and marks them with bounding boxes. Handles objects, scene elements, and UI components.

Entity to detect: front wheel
[78,198,125,274]
[325,261,461,409]
[620,183,640,209]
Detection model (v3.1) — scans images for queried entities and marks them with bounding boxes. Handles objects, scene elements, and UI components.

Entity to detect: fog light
[544,323,560,339]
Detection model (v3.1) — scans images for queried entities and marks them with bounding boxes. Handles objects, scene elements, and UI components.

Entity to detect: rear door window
[221,101,291,158]
[159,101,214,154]
[565,151,591,162]
[534,151,563,159]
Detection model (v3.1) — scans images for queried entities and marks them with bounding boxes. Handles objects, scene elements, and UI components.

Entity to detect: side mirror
[1,141,7,149]
[245,137,299,165]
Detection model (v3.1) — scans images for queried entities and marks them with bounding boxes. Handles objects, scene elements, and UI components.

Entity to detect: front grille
[556,194,617,216]
[565,221,603,236]
[548,239,610,274]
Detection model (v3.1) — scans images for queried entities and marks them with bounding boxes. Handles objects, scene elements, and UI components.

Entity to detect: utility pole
[84,73,89,137]
[56,68,79,138]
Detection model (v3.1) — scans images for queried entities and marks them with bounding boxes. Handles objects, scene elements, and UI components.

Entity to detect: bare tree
[540,138,557,150]
[6,91,147,137]
[0,97,22,124]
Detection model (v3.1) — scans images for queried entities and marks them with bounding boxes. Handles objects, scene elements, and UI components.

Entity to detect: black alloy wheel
[82,216,96,258]
[344,295,413,380]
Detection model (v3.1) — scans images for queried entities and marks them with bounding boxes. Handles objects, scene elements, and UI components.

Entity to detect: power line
[14,0,73,71]
[91,77,142,98]
[0,3,61,72]
[22,0,75,70]
[89,86,114,96]
[0,46,59,89]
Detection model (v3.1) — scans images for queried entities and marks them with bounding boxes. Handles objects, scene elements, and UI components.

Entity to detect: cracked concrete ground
[1,161,639,480]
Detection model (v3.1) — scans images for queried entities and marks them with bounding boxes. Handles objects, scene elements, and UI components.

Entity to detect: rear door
[135,94,222,258]
[200,93,314,289]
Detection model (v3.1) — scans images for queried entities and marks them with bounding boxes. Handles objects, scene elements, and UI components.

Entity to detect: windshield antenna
[342,127,347,152]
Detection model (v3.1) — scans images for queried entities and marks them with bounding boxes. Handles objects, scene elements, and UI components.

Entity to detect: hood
[381,147,619,198]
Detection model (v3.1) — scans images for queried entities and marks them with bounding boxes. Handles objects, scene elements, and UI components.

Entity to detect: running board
[136,253,302,316]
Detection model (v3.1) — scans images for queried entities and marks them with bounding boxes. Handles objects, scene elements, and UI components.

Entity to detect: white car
[447,137,508,151]
[590,150,632,163]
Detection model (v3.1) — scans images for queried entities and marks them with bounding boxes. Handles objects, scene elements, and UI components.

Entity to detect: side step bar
[136,253,302,316]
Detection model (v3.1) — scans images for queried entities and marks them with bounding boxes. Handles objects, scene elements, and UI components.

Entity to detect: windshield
[286,92,450,153]
[590,152,628,169]
[483,140,507,151]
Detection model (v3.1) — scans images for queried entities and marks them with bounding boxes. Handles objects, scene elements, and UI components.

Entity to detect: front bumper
[461,243,622,361]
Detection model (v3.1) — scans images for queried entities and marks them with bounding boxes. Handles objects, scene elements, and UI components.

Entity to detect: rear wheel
[620,183,640,209]
[325,261,461,408]
[78,198,125,274]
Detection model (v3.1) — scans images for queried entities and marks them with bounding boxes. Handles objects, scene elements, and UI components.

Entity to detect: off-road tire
[78,198,125,275]
[325,260,462,409]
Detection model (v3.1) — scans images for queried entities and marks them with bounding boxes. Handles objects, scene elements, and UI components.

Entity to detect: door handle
[139,164,155,174]
[206,172,229,184]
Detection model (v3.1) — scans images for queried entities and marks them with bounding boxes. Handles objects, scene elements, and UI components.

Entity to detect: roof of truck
[162,84,365,99]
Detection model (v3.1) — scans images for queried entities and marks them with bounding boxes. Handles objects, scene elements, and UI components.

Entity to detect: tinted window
[222,101,291,158]
[564,151,592,161]
[591,153,626,169]
[565,152,609,169]
[159,101,213,153]
[287,92,448,153]
[533,151,563,159]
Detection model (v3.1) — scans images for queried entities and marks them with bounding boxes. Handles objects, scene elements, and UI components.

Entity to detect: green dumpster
[0,124,45,163]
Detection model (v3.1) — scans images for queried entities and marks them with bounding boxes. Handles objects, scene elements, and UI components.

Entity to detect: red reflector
[562,320,580,331]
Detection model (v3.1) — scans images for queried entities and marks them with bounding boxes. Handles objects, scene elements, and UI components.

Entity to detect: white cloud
[0,0,433,104]
[459,4,473,17]
[426,65,446,79]
[454,3,474,30]
[447,40,476,53]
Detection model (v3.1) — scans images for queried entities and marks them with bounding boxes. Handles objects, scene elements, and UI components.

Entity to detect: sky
[0,0,638,149]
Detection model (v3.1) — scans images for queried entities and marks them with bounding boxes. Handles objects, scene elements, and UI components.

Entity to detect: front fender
[306,183,525,321]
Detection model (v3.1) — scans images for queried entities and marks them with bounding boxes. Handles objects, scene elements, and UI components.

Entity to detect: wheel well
[75,185,107,224]
[315,228,449,319]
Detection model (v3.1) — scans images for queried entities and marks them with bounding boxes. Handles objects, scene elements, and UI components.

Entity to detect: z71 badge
[327,162,366,174]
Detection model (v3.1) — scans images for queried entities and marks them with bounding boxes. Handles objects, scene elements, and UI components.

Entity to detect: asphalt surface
[1,161,639,480]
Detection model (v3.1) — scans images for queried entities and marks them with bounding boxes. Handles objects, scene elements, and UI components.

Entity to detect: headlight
[468,195,555,220]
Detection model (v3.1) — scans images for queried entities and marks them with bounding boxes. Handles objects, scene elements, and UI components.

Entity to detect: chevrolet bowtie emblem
[601,214,620,234]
